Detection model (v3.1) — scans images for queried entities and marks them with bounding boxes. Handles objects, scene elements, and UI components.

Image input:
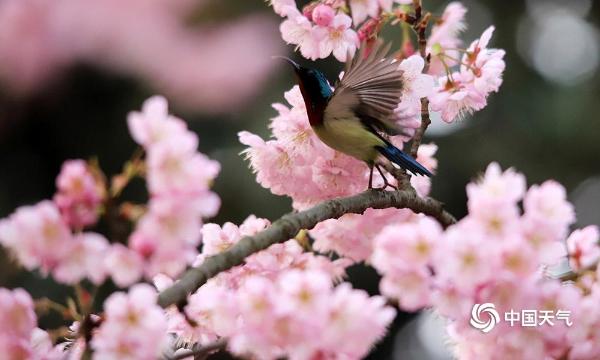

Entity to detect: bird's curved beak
[272,56,300,72]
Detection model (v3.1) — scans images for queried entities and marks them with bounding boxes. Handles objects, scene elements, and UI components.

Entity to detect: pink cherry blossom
[146,137,218,196]
[523,180,575,240]
[429,72,488,123]
[317,14,360,61]
[392,55,434,140]
[567,226,600,271]
[348,0,379,25]
[0,288,36,360]
[127,95,187,148]
[277,269,332,317]
[398,55,435,103]
[53,232,110,285]
[429,26,505,123]
[53,159,103,229]
[228,271,395,360]
[435,221,498,293]
[427,2,468,75]
[104,244,144,288]
[520,214,567,265]
[0,201,73,274]
[410,143,438,196]
[392,100,422,141]
[270,0,297,17]
[123,96,221,280]
[30,327,65,360]
[130,97,221,200]
[195,215,349,285]
[372,216,442,271]
[379,267,433,311]
[311,207,416,261]
[157,216,352,351]
[185,282,237,343]
[322,283,396,358]
[462,26,506,94]
[567,286,600,360]
[131,196,206,258]
[92,284,167,359]
[467,162,526,205]
[280,9,323,60]
[0,288,36,340]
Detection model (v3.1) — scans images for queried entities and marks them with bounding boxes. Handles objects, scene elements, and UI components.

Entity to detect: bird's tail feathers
[376,144,432,177]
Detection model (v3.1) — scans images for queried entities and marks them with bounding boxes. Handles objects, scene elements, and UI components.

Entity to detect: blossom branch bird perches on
[157,189,455,308]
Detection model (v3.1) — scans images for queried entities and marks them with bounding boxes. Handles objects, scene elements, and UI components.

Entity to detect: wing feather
[327,40,404,136]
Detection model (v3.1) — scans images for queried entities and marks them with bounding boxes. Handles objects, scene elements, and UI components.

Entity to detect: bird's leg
[368,164,374,189]
[375,164,398,190]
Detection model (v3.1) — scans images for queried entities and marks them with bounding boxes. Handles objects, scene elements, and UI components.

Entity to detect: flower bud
[312,5,335,27]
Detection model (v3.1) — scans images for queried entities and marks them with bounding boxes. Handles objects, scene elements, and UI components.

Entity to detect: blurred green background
[0,0,598,358]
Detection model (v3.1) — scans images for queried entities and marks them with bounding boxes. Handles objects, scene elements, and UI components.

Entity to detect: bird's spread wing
[326,41,404,136]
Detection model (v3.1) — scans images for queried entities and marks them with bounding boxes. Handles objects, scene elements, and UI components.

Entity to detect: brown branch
[556,264,597,282]
[169,338,227,360]
[409,0,432,158]
[157,189,456,308]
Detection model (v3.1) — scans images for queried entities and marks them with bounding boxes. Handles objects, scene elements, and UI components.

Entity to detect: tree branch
[409,0,432,158]
[169,338,227,360]
[157,189,456,308]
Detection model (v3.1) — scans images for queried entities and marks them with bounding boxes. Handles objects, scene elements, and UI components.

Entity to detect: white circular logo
[470,303,500,333]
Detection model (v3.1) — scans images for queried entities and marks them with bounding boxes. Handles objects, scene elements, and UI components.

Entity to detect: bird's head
[276,57,333,101]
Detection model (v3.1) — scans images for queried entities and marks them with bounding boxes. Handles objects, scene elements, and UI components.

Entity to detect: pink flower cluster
[393,55,435,141]
[567,226,600,272]
[54,160,104,228]
[228,271,395,359]
[347,0,411,25]
[369,162,600,358]
[158,216,393,359]
[274,1,359,61]
[239,86,367,209]
[92,284,167,359]
[305,149,438,264]
[156,216,348,344]
[271,1,505,124]
[0,201,110,285]
[0,288,60,359]
[429,26,506,123]
[127,95,221,280]
[0,288,37,359]
[0,0,280,111]
[426,2,467,75]
[0,95,220,286]
[240,75,435,209]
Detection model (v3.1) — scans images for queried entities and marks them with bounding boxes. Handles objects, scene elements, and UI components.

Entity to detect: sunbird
[280,42,432,189]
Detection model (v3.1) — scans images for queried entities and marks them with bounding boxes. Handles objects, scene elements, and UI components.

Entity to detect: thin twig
[409,0,433,158]
[170,339,227,360]
[157,189,456,308]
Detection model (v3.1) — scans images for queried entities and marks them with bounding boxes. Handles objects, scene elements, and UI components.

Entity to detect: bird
[278,41,432,190]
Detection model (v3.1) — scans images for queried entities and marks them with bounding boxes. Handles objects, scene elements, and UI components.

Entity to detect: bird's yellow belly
[313,119,384,164]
